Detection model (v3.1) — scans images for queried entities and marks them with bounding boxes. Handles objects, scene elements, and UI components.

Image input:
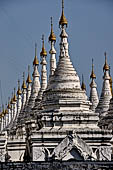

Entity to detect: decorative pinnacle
[81,74,86,90]
[103,52,109,71]
[40,35,47,56]
[35,43,37,57]
[26,65,32,84]
[59,0,68,27]
[33,43,39,65]
[10,92,14,104]
[17,79,22,95]
[49,17,56,42]
[90,58,96,79]
[109,64,113,95]
[7,97,11,109]
[22,72,27,89]
[13,87,17,102]
[2,104,5,115]
[62,0,64,10]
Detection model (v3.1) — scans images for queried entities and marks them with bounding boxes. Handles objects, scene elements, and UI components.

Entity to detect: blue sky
[0,0,113,106]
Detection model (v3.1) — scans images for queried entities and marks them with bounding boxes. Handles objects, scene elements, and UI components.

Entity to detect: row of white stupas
[0,0,113,162]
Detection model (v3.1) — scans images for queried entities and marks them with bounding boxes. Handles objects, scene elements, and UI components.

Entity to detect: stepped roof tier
[42,27,91,111]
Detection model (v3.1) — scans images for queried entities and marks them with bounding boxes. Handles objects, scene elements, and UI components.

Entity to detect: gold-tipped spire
[7,97,11,109]
[26,65,32,84]
[17,80,22,95]
[33,43,39,65]
[103,52,109,71]
[81,74,86,90]
[22,72,27,89]
[40,35,47,56]
[10,92,14,104]
[49,17,56,42]
[59,0,68,27]
[109,65,113,96]
[13,88,17,102]
[90,59,96,79]
[2,104,5,116]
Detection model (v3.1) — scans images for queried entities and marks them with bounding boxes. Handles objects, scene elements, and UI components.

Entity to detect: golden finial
[90,59,96,79]
[22,72,27,89]
[33,43,39,65]
[10,92,14,104]
[109,65,113,96]
[26,65,32,84]
[49,17,56,42]
[17,80,22,95]
[2,104,5,116]
[40,35,47,56]
[59,0,68,27]
[7,97,11,109]
[81,74,86,91]
[13,88,17,102]
[103,52,109,71]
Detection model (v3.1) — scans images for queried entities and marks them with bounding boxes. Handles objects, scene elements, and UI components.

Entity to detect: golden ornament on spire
[109,65,113,96]
[0,113,2,118]
[90,59,96,79]
[22,72,27,89]
[13,88,17,102]
[33,43,39,65]
[59,0,68,27]
[40,35,47,56]
[49,17,56,42]
[81,74,86,90]
[2,105,5,116]
[103,52,109,71]
[17,80,22,95]
[26,65,32,84]
[7,97,11,109]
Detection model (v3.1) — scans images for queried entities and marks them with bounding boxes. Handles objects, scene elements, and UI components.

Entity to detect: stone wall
[0,161,113,170]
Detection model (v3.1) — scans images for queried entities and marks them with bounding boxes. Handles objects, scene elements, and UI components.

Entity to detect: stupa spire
[26,44,40,111]
[109,65,113,96]
[2,104,5,130]
[26,65,32,84]
[49,17,56,76]
[103,52,109,71]
[59,0,68,27]
[13,87,17,120]
[7,97,11,125]
[22,72,27,110]
[17,80,22,114]
[89,59,99,111]
[5,102,8,127]
[49,17,56,42]
[96,53,112,117]
[22,72,27,89]
[13,88,17,102]
[37,35,47,101]
[40,35,47,57]
[90,59,96,79]
[10,92,14,121]
[33,43,39,66]
[26,65,32,103]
